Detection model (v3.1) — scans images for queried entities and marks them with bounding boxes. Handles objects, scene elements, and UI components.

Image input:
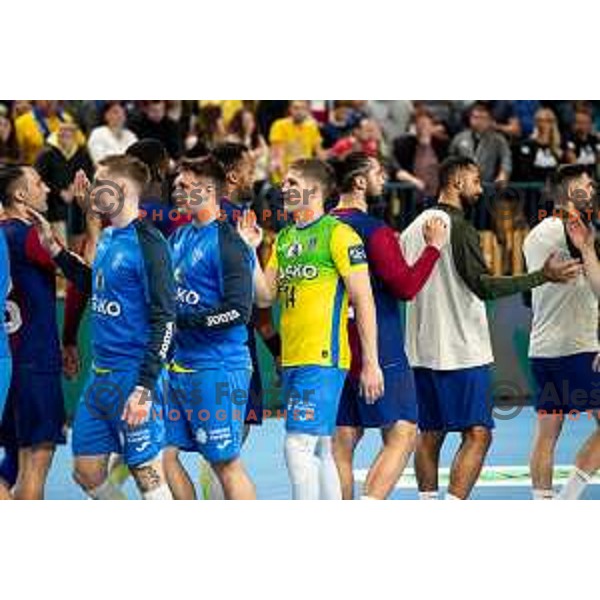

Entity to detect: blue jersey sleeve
[176,223,253,331]
[135,220,176,390]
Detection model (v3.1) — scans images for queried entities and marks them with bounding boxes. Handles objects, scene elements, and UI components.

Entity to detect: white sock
[558,467,591,500]
[142,484,173,500]
[532,488,555,500]
[199,457,225,500]
[284,433,319,500]
[87,480,127,500]
[360,495,378,500]
[445,492,462,500]
[315,436,342,500]
[418,491,439,500]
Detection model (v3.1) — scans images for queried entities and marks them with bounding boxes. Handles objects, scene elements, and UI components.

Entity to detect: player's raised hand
[122,386,152,428]
[23,205,62,256]
[542,251,582,283]
[423,216,448,250]
[237,210,263,249]
[566,214,595,252]
[359,362,385,404]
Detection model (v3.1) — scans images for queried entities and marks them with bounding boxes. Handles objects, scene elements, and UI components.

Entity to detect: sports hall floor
[45,408,600,499]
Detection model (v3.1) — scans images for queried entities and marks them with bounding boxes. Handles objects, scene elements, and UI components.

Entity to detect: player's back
[401,206,493,370]
[330,208,409,373]
[0,218,62,371]
[524,217,599,358]
[170,219,253,369]
[91,218,173,370]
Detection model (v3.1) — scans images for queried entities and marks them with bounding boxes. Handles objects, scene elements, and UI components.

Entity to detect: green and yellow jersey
[267,215,367,369]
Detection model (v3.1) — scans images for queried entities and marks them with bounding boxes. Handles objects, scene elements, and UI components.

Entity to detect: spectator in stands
[449,101,512,184]
[489,101,521,139]
[15,100,85,164]
[329,117,381,160]
[563,107,600,175]
[513,107,562,183]
[366,100,413,150]
[10,100,32,119]
[0,104,21,164]
[185,104,227,157]
[321,101,357,149]
[64,101,101,135]
[34,121,94,247]
[227,108,270,188]
[269,100,323,182]
[415,101,467,138]
[393,110,448,200]
[87,101,138,164]
[127,101,183,159]
[450,101,512,273]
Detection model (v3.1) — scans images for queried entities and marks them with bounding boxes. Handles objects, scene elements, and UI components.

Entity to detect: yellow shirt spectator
[15,108,84,164]
[269,115,322,183]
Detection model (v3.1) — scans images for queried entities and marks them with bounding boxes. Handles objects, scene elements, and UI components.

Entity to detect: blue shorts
[164,365,252,463]
[0,366,66,448]
[531,352,600,413]
[414,365,495,432]
[337,364,417,428]
[72,368,166,468]
[282,366,347,436]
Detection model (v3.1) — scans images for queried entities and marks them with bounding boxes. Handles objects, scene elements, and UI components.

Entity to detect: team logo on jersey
[286,241,303,258]
[348,244,367,265]
[91,295,122,317]
[174,267,183,283]
[95,269,105,291]
[282,264,318,280]
[176,286,200,306]
[308,237,318,251]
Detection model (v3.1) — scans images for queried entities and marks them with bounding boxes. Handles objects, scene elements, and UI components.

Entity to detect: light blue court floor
[44,408,600,499]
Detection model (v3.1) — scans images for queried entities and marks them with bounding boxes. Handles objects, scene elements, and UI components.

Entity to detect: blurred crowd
[2,100,600,275]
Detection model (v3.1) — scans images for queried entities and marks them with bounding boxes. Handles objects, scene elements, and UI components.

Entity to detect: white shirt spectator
[87,125,137,164]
